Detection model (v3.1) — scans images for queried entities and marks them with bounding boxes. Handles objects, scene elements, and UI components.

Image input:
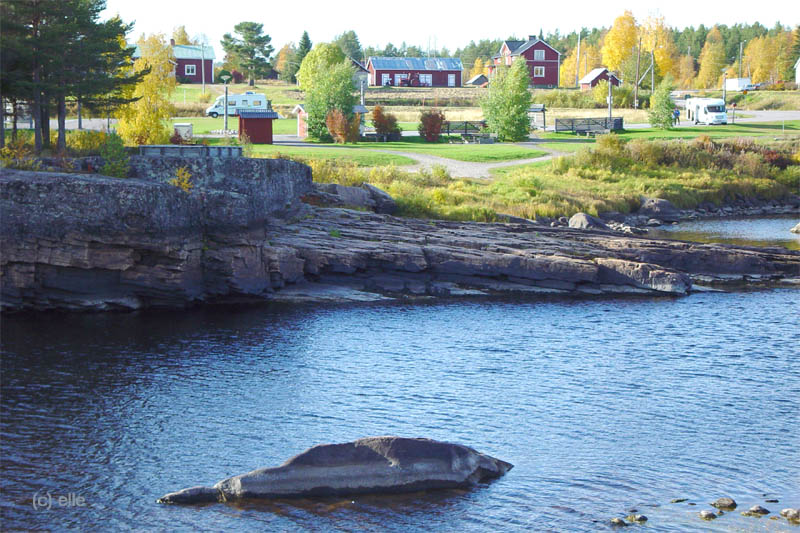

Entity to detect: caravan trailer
[205,92,269,118]
[685,97,727,125]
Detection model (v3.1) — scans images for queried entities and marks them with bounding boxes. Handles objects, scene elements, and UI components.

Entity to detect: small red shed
[579,68,622,91]
[238,109,279,144]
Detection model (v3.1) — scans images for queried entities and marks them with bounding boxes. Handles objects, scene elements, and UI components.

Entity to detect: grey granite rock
[638,197,681,223]
[568,213,609,230]
[158,436,512,504]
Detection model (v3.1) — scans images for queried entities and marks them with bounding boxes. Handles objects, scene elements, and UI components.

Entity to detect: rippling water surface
[2,289,799,531]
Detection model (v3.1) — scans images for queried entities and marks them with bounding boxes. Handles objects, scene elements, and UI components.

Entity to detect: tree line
[0,0,143,151]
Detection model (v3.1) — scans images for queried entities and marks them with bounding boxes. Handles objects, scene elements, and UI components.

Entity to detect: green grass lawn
[356,136,548,162]
[171,117,296,135]
[202,138,415,167]
[540,121,800,142]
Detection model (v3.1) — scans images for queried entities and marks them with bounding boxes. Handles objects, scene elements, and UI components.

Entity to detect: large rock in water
[158,437,512,504]
[638,197,681,223]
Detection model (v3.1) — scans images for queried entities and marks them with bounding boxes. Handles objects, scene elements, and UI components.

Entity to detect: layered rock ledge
[157,436,513,504]
[2,165,799,312]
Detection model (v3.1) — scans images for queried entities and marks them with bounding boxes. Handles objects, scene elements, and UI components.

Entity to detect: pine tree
[296,31,312,66]
[221,22,274,86]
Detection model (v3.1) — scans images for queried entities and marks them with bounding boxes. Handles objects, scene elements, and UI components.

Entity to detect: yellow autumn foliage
[116,33,176,146]
[601,11,638,72]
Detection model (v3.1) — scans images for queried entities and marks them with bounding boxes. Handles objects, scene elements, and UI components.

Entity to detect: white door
[420,74,432,86]
[395,73,407,85]
[381,73,390,86]
[448,74,456,87]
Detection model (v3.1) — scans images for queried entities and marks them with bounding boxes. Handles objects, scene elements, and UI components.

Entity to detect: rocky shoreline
[2,163,800,312]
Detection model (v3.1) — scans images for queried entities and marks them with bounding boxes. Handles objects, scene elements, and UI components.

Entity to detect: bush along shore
[268,135,800,226]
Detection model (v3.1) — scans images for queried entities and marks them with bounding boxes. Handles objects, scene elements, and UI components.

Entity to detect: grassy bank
[302,135,800,221]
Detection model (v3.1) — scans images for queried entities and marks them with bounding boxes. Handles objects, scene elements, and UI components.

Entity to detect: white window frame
[381,73,390,85]
[534,49,545,61]
[184,64,196,76]
[533,66,545,78]
[419,74,432,86]
[394,73,408,85]
[448,73,456,87]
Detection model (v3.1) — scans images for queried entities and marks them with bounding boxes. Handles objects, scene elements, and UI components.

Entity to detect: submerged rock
[711,497,737,510]
[626,514,648,523]
[158,436,512,505]
[609,517,628,527]
[699,510,717,520]
[742,505,770,516]
[781,508,800,520]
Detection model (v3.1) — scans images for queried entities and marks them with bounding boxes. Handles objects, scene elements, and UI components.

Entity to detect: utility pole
[608,74,612,122]
[651,48,655,92]
[634,38,641,109]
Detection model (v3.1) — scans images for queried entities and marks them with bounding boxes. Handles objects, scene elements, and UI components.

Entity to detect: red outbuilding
[487,37,560,88]
[367,57,463,87]
[239,109,279,144]
[579,68,622,91]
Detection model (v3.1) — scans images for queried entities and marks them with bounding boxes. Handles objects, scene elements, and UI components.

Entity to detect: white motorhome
[205,92,269,118]
[685,97,727,125]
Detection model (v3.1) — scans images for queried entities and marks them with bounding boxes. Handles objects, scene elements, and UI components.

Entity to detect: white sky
[102,0,794,59]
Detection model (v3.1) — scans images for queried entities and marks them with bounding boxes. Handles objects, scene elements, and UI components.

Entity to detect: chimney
[170,38,175,46]
[529,35,536,41]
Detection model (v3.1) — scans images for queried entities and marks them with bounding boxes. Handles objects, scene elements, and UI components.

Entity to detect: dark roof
[350,58,368,72]
[239,110,279,119]
[497,38,560,58]
[466,74,488,85]
[367,57,463,71]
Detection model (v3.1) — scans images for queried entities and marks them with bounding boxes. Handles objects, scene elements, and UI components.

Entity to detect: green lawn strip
[358,137,548,162]
[201,140,415,167]
[538,122,800,142]
[171,117,296,135]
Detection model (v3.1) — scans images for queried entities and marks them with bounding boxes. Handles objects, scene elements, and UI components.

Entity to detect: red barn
[239,109,279,144]
[579,68,621,91]
[367,57,463,87]
[132,39,215,84]
[488,37,560,88]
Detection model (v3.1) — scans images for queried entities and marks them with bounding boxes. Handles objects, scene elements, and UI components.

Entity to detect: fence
[554,117,623,134]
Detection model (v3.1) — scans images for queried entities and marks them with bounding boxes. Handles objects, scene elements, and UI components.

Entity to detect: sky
[101,0,794,60]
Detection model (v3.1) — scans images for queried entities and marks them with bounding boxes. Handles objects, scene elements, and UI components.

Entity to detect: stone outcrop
[637,197,681,223]
[308,182,397,214]
[568,212,609,231]
[158,436,513,504]
[2,166,800,312]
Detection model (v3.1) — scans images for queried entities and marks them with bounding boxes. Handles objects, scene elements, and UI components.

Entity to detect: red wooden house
[488,36,560,88]
[132,39,215,84]
[579,68,621,91]
[366,57,463,87]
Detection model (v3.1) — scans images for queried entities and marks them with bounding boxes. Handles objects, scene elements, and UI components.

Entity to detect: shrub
[648,77,676,129]
[418,109,445,142]
[325,109,360,143]
[372,105,400,135]
[67,130,108,156]
[168,166,193,192]
[99,133,129,178]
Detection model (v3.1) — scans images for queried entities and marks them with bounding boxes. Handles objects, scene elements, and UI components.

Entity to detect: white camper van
[685,97,727,125]
[205,92,269,118]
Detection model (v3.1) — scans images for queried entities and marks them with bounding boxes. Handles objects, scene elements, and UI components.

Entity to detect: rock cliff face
[2,163,799,312]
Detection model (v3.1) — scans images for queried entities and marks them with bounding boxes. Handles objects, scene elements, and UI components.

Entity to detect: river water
[2,221,799,532]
